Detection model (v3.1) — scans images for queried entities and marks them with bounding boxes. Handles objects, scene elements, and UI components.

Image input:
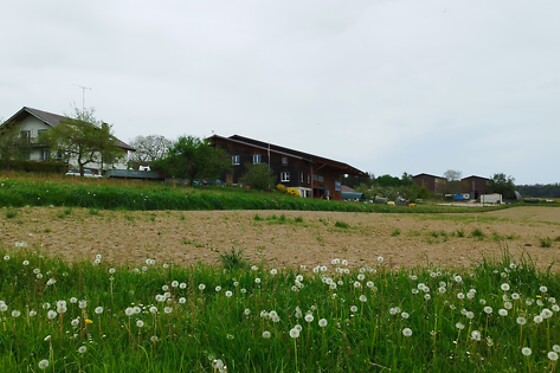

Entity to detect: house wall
[17,117,51,161]
[212,137,347,199]
[8,116,130,172]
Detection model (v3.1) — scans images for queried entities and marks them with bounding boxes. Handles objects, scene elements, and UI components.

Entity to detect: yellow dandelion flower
[85,319,93,324]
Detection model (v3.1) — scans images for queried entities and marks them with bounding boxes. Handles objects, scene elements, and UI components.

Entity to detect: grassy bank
[1,249,560,371]
[0,175,503,213]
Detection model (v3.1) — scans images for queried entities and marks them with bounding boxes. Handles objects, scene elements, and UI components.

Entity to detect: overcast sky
[2,1,559,185]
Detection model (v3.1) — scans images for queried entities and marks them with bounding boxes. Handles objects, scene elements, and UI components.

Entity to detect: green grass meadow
[0,174,504,213]
[1,249,560,372]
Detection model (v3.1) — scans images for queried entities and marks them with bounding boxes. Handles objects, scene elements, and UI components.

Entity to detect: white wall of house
[10,116,131,172]
[18,116,51,161]
[19,116,51,137]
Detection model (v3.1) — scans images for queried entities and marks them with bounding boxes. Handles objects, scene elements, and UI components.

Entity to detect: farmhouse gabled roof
[208,134,366,176]
[412,173,447,180]
[2,106,135,151]
[462,175,490,181]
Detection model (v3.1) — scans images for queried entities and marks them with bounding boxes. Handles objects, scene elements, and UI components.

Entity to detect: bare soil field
[1,206,560,270]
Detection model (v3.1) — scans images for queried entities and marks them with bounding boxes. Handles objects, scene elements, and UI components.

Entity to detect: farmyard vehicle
[64,169,103,178]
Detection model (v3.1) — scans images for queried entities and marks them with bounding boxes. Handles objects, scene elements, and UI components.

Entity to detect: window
[280,172,290,182]
[252,154,262,164]
[37,129,47,140]
[282,156,288,166]
[313,174,324,183]
[300,172,304,183]
[20,130,31,142]
[232,155,240,165]
[40,149,50,161]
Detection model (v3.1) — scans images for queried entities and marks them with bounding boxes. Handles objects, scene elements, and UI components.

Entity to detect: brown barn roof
[209,134,366,176]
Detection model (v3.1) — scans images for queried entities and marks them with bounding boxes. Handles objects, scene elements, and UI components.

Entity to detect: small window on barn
[252,154,262,164]
[280,172,290,183]
[232,155,240,165]
[300,172,304,183]
[282,156,288,166]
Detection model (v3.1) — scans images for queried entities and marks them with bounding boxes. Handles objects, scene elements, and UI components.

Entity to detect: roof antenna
[74,84,92,111]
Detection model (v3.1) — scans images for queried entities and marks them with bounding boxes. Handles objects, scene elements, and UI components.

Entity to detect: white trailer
[480,193,503,204]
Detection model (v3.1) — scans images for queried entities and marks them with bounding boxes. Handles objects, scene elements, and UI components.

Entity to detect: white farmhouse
[1,106,135,173]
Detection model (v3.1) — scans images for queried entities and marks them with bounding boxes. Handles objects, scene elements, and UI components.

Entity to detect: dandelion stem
[293,338,298,373]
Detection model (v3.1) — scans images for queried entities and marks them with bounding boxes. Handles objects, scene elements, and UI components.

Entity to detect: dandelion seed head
[47,310,57,320]
[262,330,271,339]
[304,314,314,323]
[500,283,510,292]
[516,316,527,326]
[402,328,412,337]
[498,309,508,317]
[548,351,559,361]
[78,345,87,354]
[38,359,49,370]
[521,347,532,356]
[289,327,300,339]
[470,330,481,341]
[541,308,553,319]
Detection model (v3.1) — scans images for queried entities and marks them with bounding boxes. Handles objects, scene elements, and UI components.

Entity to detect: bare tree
[443,169,462,182]
[129,135,172,164]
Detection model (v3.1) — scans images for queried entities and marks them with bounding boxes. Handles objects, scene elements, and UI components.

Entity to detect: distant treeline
[517,184,560,198]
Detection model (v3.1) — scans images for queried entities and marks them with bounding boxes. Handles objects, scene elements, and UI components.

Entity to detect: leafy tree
[40,107,123,176]
[129,135,172,164]
[153,136,230,183]
[240,163,275,191]
[375,174,402,187]
[488,173,516,199]
[0,121,31,166]
[401,172,413,186]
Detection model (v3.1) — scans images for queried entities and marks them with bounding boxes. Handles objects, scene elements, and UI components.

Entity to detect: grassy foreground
[1,249,560,372]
